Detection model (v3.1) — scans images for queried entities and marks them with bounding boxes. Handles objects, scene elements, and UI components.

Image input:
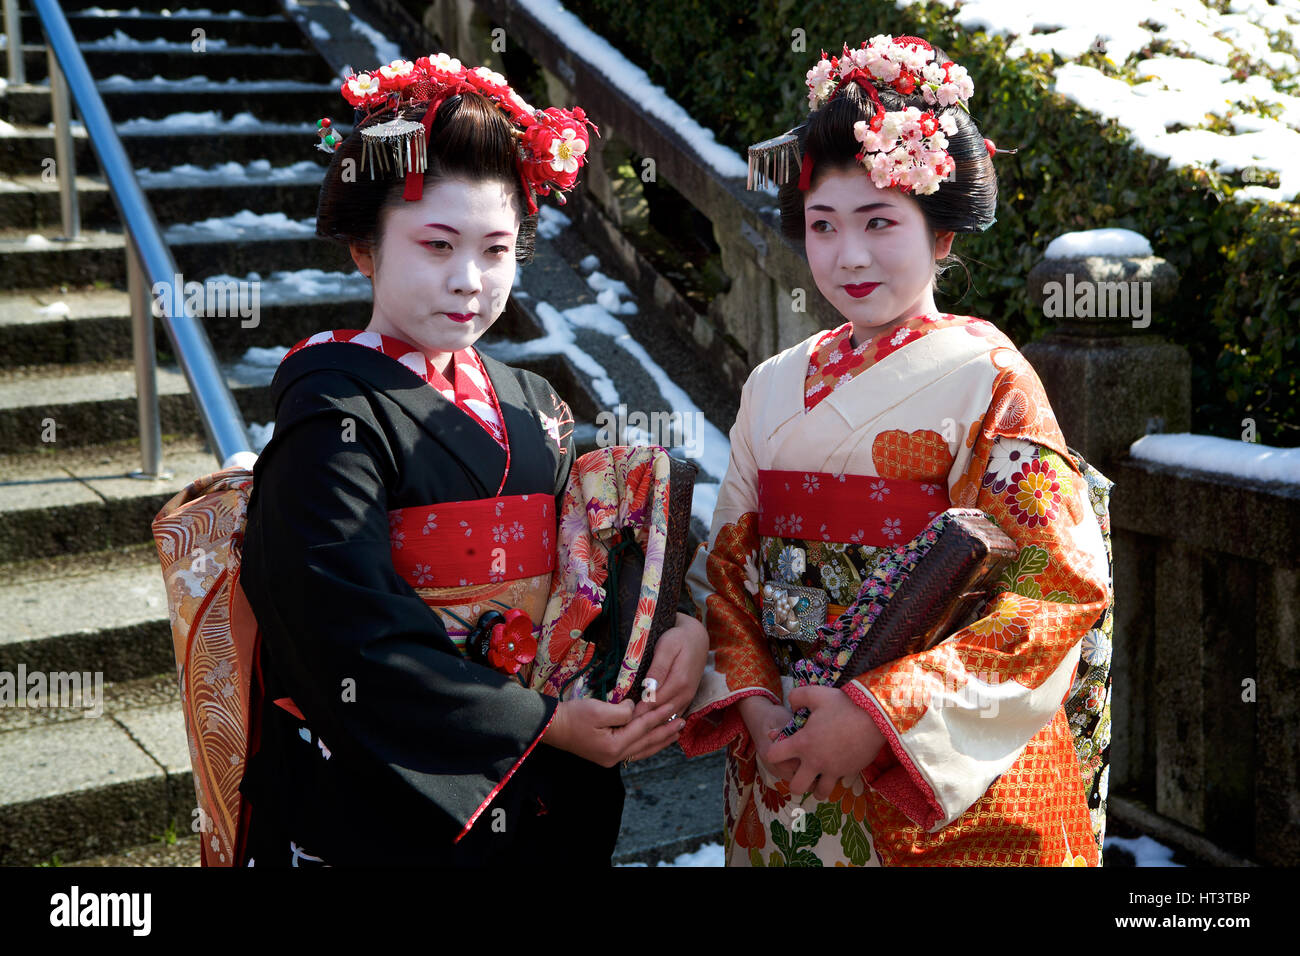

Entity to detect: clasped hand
[544,613,707,767]
[741,685,886,802]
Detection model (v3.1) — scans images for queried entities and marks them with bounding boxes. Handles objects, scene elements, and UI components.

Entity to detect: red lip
[844,282,879,299]
[444,312,475,323]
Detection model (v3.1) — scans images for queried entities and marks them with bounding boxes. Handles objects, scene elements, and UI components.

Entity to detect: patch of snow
[38,301,71,317]
[345,9,402,66]
[246,423,273,454]
[237,345,290,367]
[537,205,572,240]
[1044,228,1154,258]
[1130,433,1300,484]
[80,6,251,17]
[487,299,621,407]
[578,253,601,272]
[163,210,316,242]
[915,0,1300,201]
[561,303,730,486]
[135,159,327,188]
[84,29,230,50]
[98,74,334,93]
[200,268,372,304]
[618,842,725,866]
[308,21,331,42]
[24,234,51,248]
[116,111,317,135]
[1104,834,1184,866]
[586,270,638,315]
[517,0,749,180]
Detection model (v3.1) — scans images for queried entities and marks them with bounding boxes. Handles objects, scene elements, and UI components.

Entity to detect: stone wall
[1024,254,1300,866]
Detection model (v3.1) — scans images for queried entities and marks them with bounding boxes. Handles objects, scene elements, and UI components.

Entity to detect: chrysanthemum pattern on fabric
[684,315,1112,866]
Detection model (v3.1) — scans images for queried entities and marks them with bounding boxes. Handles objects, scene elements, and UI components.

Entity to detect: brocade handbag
[781,507,1018,735]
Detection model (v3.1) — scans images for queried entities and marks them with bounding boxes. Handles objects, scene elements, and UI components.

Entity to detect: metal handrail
[26,0,252,473]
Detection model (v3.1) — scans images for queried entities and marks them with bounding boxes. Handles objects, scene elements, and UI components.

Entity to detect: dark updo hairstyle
[778,43,996,257]
[316,91,537,262]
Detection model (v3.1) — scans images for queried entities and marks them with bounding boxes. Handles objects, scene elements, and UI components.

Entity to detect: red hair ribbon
[402,90,449,202]
[797,152,815,191]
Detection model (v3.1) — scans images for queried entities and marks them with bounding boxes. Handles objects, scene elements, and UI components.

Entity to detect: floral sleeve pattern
[848,356,1110,842]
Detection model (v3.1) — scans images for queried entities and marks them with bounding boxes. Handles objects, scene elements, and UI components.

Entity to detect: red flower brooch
[466,608,537,677]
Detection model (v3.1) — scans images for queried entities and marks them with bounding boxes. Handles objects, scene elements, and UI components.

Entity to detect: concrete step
[0,541,176,688]
[58,0,282,14]
[0,356,276,457]
[0,124,340,175]
[21,10,303,47]
[0,433,221,565]
[614,747,724,865]
[0,672,193,867]
[0,166,327,233]
[1,80,339,126]
[0,276,555,370]
[13,45,329,84]
[0,225,356,289]
[0,280,372,368]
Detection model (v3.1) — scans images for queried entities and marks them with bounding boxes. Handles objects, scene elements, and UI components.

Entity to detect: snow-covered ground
[919,0,1300,202]
[115,110,317,135]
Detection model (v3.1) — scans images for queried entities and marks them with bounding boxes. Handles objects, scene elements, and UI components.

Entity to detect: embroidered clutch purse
[532,447,698,704]
[781,507,1018,736]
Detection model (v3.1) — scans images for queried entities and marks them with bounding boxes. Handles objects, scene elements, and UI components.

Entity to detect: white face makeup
[351,175,521,374]
[803,165,953,345]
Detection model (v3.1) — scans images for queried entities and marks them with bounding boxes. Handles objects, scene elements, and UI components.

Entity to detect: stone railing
[1024,252,1299,866]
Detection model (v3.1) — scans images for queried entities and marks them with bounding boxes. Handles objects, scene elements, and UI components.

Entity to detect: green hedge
[553,0,1299,447]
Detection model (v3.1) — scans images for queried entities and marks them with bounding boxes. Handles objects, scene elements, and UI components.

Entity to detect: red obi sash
[388,493,555,588]
[758,470,950,546]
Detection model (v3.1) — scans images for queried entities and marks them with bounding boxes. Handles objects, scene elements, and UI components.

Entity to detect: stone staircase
[0,0,726,867]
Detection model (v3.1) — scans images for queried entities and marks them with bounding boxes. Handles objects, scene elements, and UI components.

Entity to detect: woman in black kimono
[237,58,706,866]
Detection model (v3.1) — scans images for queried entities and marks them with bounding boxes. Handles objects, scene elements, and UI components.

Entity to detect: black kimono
[238,339,624,866]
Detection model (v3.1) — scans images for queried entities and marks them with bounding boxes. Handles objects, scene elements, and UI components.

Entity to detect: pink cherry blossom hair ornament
[748,35,998,200]
[316,53,598,215]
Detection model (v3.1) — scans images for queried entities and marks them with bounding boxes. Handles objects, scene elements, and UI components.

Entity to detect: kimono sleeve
[679,372,783,756]
[241,372,557,835]
[846,356,1111,831]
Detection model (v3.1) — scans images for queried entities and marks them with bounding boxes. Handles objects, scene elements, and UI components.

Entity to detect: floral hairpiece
[748,34,988,197]
[316,52,598,213]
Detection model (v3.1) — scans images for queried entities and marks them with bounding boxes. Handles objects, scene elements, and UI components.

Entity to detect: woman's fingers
[621,718,685,763]
[788,762,820,798]
[813,774,837,802]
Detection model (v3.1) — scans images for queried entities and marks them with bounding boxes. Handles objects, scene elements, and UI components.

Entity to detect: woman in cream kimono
[679,36,1112,867]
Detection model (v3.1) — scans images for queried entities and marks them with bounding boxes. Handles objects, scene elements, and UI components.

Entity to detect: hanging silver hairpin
[360,116,427,179]
[747,130,802,191]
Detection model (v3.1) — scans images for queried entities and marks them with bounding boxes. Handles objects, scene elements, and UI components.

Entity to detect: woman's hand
[632,613,708,718]
[543,697,684,767]
[738,694,800,780]
[764,685,886,801]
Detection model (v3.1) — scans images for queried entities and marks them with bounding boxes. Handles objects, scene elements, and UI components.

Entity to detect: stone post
[1021,252,1189,470]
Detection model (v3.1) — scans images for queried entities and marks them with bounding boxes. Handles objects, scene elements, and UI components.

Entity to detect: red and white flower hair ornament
[749,34,987,198]
[318,51,598,214]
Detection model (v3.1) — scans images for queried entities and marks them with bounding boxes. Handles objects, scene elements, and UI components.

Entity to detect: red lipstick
[844,282,879,299]
[444,312,475,323]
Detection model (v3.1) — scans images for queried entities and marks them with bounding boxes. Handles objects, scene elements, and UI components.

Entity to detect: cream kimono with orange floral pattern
[680,315,1110,867]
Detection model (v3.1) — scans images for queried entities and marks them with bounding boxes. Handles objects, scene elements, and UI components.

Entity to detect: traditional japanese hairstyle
[752,35,1003,244]
[314,53,598,261]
